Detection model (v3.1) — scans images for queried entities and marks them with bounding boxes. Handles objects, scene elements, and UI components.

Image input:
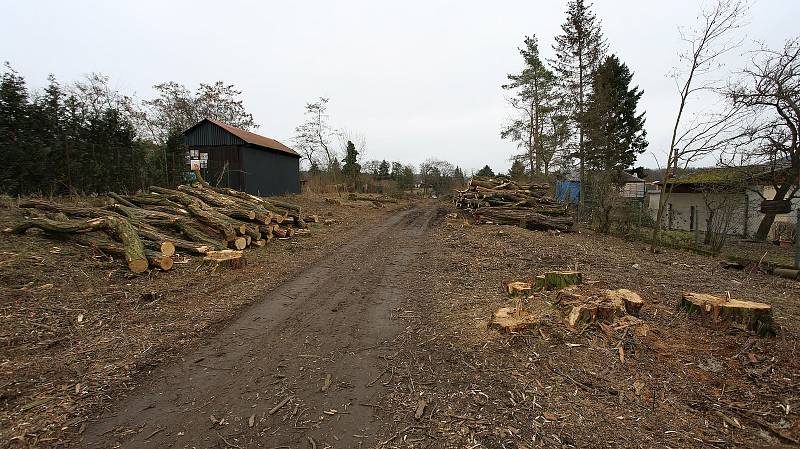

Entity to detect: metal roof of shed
[184,118,300,157]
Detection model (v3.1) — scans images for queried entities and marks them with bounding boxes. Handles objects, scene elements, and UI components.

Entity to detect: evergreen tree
[508,159,527,181]
[377,159,390,180]
[581,55,647,173]
[341,140,361,190]
[308,160,322,179]
[0,64,34,194]
[476,165,495,177]
[33,75,65,191]
[551,0,606,204]
[502,35,562,177]
[163,126,186,187]
[453,166,466,186]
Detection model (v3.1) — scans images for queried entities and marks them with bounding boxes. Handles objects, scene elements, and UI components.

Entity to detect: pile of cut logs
[454,175,574,232]
[6,182,318,273]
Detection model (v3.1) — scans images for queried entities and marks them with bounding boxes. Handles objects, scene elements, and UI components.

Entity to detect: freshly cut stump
[679,292,775,337]
[506,281,532,297]
[203,250,246,270]
[489,307,539,333]
[534,271,582,291]
[556,287,644,328]
[604,289,644,317]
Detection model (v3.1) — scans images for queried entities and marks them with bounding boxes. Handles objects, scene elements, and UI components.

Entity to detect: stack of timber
[454,175,574,232]
[5,182,311,274]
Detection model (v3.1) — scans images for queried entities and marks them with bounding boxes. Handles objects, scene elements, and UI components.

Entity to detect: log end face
[160,241,176,257]
[128,259,149,274]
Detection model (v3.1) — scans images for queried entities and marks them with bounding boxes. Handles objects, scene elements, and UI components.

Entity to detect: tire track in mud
[83,201,440,448]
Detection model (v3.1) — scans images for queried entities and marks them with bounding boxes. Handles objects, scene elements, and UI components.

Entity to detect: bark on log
[75,237,173,271]
[474,207,573,232]
[150,186,239,242]
[108,192,137,208]
[679,292,775,337]
[102,216,149,273]
[11,216,109,235]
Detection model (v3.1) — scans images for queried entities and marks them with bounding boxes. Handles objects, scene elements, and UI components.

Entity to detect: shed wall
[240,145,300,196]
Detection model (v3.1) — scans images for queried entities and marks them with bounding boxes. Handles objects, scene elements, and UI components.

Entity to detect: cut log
[474,207,573,232]
[506,281,532,297]
[11,216,109,235]
[348,194,398,204]
[155,241,176,257]
[304,214,320,223]
[230,236,248,250]
[74,237,173,271]
[533,271,582,291]
[150,186,239,242]
[102,216,149,274]
[12,215,148,273]
[679,292,775,337]
[773,268,800,280]
[108,191,137,208]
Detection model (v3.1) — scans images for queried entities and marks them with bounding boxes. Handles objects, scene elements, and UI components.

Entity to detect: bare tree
[651,0,747,249]
[724,38,800,240]
[293,97,340,170]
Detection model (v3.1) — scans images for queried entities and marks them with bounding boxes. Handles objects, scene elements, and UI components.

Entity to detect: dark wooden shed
[183,119,301,196]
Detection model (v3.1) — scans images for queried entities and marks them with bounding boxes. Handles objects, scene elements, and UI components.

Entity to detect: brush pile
[454,175,574,232]
[5,183,316,273]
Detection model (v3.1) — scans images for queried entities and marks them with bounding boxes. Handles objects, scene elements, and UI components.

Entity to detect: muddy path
[82,202,441,448]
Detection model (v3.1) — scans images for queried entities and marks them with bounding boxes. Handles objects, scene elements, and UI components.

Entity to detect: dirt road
[83,202,440,448]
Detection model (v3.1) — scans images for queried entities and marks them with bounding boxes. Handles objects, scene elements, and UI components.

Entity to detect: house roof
[660,164,791,187]
[185,118,300,157]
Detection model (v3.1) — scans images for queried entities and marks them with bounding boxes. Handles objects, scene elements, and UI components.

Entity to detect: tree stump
[488,306,539,333]
[533,271,582,291]
[506,281,532,297]
[679,292,776,337]
[203,250,246,270]
[555,287,644,328]
[604,289,644,317]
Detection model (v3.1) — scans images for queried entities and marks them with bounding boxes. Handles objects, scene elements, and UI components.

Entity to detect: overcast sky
[1,0,796,174]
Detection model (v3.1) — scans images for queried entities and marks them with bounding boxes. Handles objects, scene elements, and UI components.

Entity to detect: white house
[647,166,799,239]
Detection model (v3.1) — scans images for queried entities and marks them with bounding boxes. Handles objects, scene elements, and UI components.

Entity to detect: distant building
[555,170,646,204]
[183,119,301,196]
[647,166,799,238]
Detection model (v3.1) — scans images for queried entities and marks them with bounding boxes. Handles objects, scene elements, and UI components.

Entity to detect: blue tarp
[555,180,580,204]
